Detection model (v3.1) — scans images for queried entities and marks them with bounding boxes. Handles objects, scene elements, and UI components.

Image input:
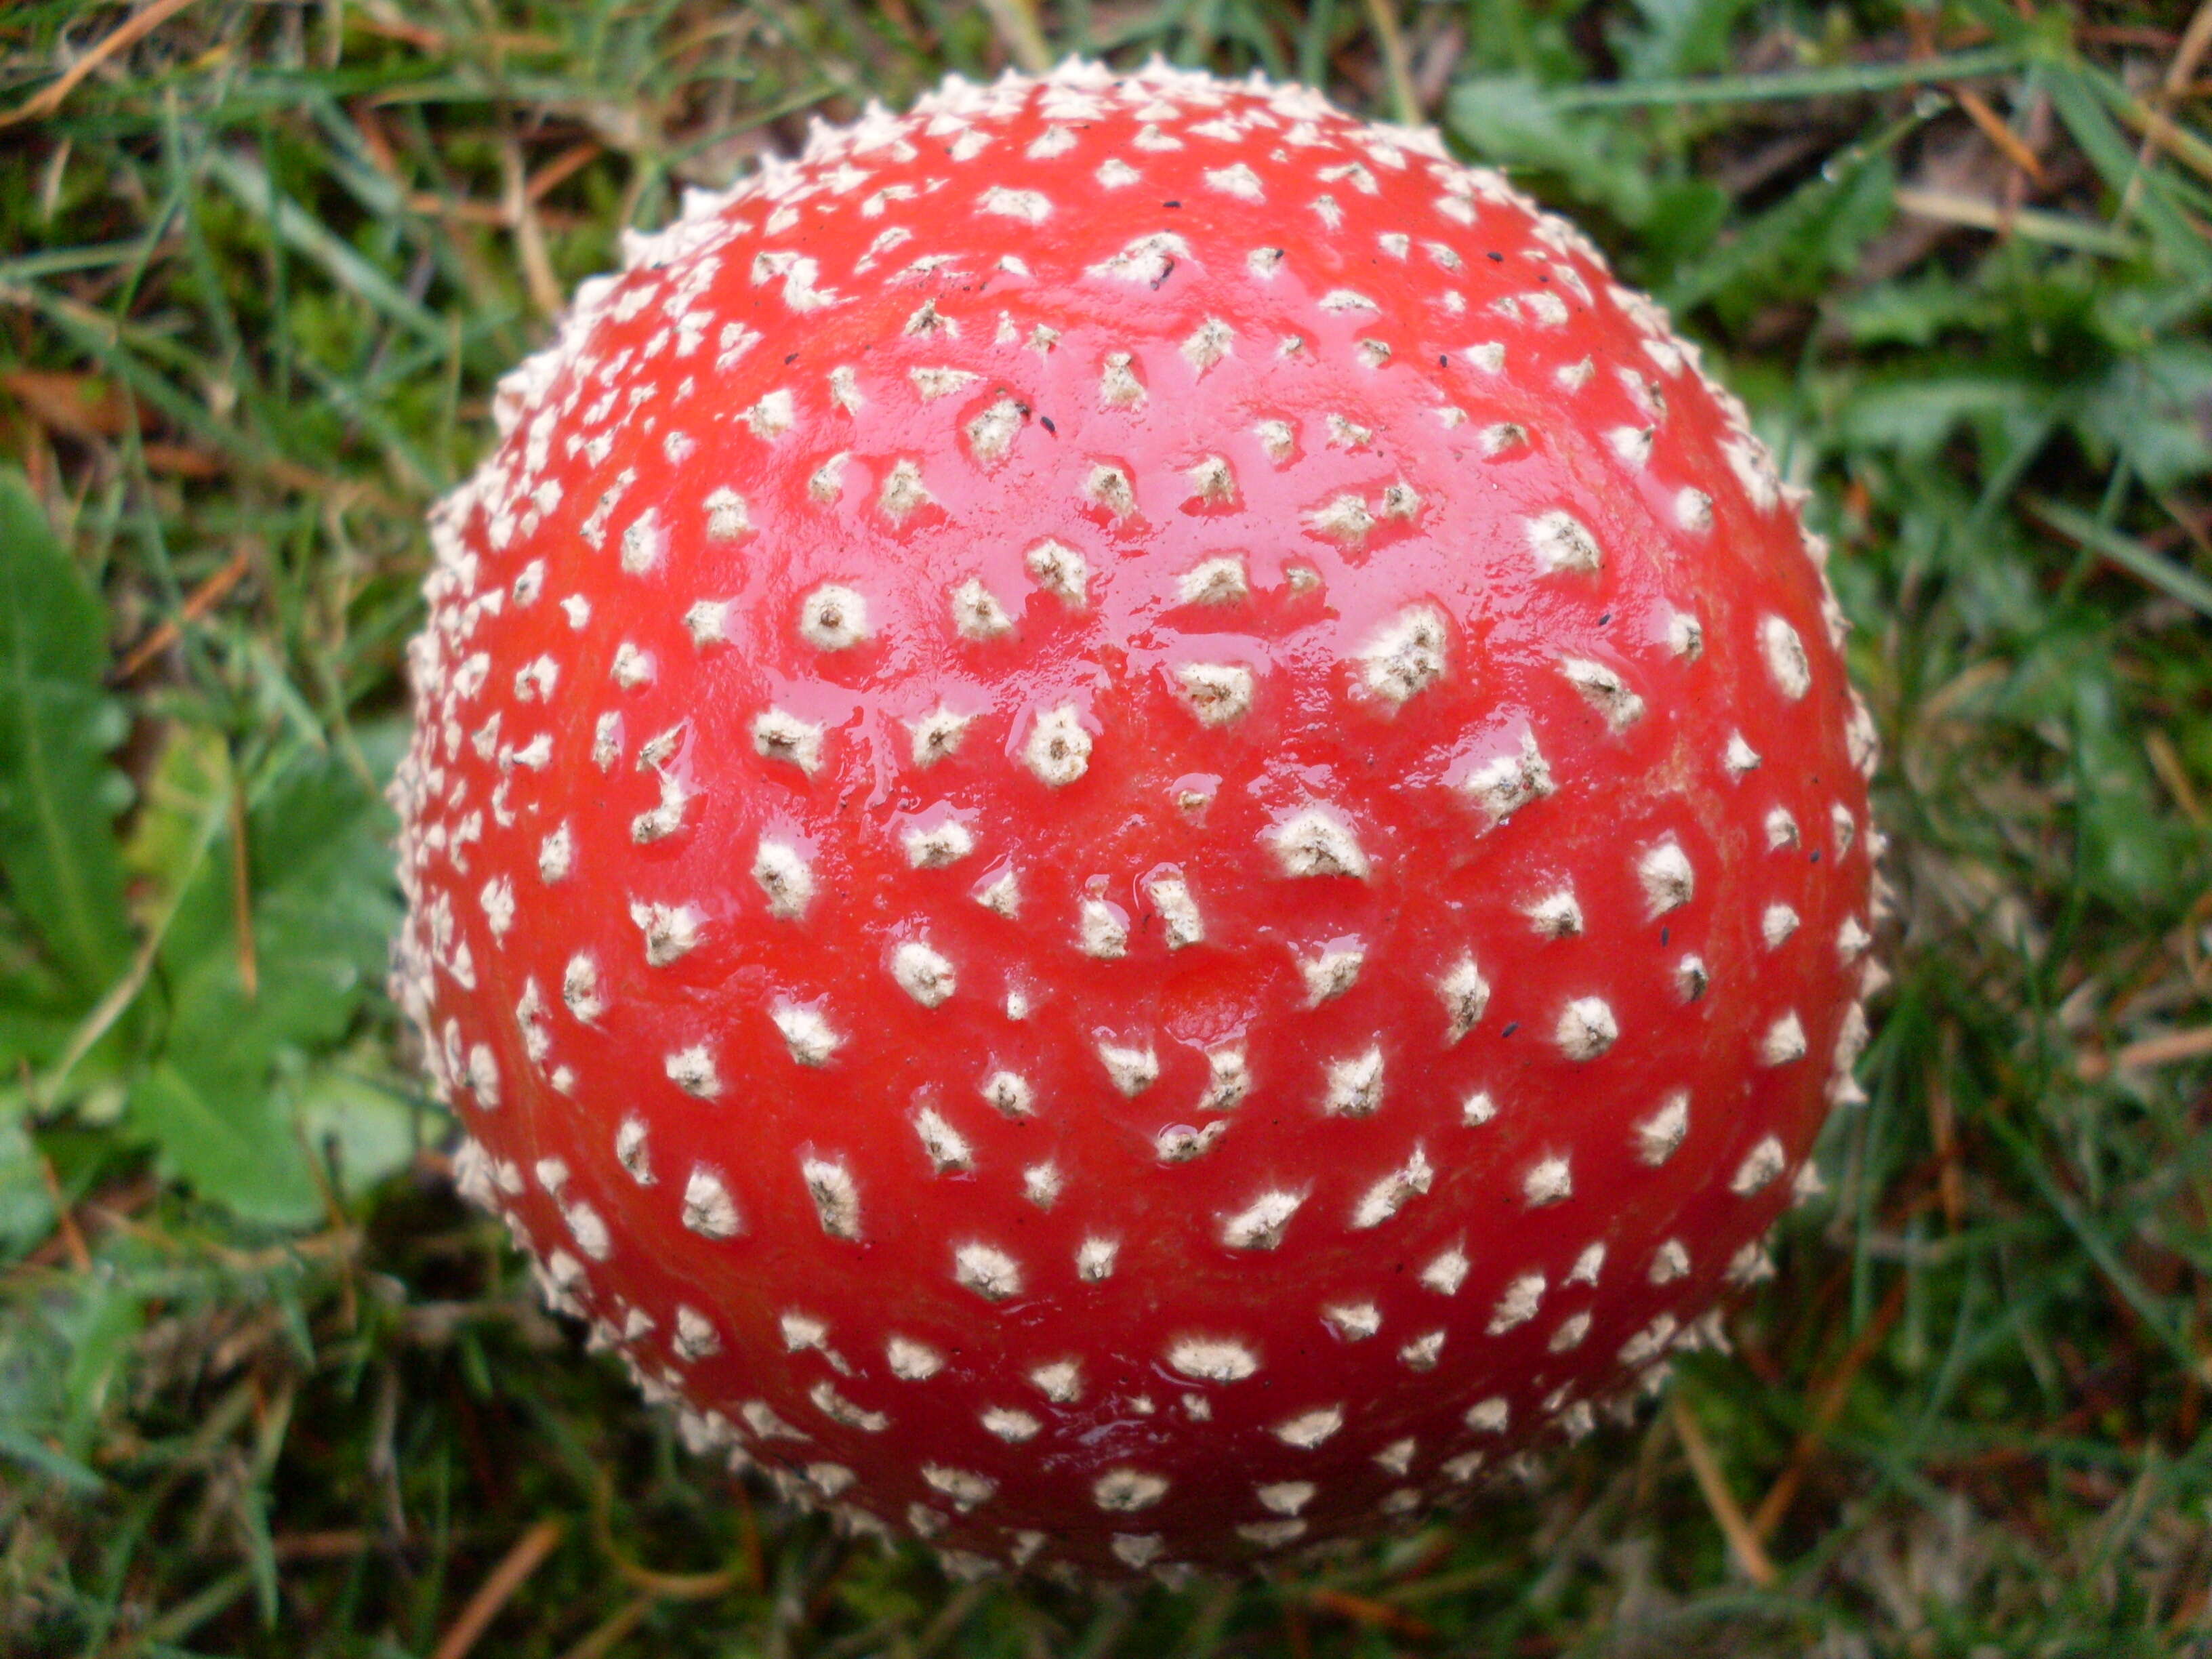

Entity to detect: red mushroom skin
[394,62,1881,1579]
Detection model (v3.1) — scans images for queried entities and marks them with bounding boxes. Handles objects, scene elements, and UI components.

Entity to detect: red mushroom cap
[394,61,1881,1580]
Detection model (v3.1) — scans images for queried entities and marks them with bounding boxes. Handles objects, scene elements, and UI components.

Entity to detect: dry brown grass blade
[432,1517,567,1659]
[588,1469,756,1597]
[2078,1027,2212,1082]
[1670,1391,1779,1587]
[0,286,409,508]
[115,546,252,680]
[528,141,605,203]
[1307,1587,1439,1641]
[2176,0,2212,90]
[1752,1274,1912,1542]
[2,369,137,438]
[556,1594,657,1659]
[1952,85,2049,184]
[270,1530,374,1560]
[502,138,565,321]
[1929,1069,1967,1232]
[0,0,206,129]
[974,0,1052,74]
[2130,0,2212,192]
[1361,0,1421,128]
[2146,729,2207,827]
[226,757,258,1002]
[35,1151,91,1272]
[345,0,558,56]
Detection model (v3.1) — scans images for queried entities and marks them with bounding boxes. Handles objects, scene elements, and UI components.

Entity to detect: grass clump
[3,1,2211,1654]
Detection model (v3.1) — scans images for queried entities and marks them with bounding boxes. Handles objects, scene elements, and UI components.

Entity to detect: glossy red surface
[392,63,1879,1577]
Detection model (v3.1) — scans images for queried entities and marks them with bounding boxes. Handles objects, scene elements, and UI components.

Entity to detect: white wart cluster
[393,59,1881,1580]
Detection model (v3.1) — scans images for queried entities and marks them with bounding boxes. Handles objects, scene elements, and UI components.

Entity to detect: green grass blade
[1542,45,2030,108]
[2043,64,2212,283]
[2026,496,2212,619]
[0,1425,103,1493]
[201,147,449,350]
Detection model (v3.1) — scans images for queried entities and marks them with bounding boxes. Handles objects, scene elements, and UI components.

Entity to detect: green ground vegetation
[2,1,2211,1654]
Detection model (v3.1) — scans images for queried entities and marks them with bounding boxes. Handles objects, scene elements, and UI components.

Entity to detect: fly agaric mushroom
[393,60,1883,1580]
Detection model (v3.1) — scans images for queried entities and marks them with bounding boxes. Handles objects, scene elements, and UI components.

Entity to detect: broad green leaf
[2075,341,2212,493]
[292,1067,426,1201]
[1667,149,1897,317]
[1836,375,2057,460]
[130,1061,321,1226]
[1835,272,1989,348]
[127,736,401,1224]
[121,721,228,897]
[0,469,132,1006]
[1631,177,1730,285]
[0,904,87,1073]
